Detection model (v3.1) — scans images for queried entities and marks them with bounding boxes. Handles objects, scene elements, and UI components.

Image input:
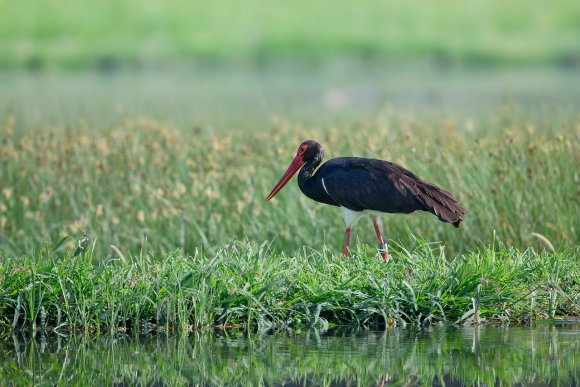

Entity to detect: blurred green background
[2,0,580,132]
[2,0,580,69]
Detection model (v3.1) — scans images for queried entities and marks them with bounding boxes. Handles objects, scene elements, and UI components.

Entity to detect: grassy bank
[2,0,580,68]
[0,93,578,331]
[0,241,578,332]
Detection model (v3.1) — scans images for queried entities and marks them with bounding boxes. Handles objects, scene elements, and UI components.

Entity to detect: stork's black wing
[315,157,466,226]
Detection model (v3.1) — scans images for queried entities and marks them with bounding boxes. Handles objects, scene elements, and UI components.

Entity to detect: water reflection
[1,324,578,386]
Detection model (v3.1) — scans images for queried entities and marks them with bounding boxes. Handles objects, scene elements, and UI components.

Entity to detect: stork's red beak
[266,155,305,201]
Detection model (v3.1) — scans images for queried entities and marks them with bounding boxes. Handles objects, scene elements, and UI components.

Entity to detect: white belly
[342,207,383,228]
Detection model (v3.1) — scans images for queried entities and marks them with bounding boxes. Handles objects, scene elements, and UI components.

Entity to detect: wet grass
[1,240,578,333]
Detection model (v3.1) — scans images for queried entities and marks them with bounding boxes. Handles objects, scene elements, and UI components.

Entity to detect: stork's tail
[413,180,466,227]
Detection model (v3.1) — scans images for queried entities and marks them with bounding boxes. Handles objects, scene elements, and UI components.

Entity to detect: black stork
[266,140,466,261]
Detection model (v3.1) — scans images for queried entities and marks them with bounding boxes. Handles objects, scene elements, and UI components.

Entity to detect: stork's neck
[297,151,323,194]
[297,151,338,206]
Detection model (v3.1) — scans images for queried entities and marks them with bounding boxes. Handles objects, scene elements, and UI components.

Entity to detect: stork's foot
[372,219,389,262]
[378,244,389,262]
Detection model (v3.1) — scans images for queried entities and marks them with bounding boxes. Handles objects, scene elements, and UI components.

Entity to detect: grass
[0,102,578,331]
[0,110,577,257]
[0,239,578,333]
[2,0,580,68]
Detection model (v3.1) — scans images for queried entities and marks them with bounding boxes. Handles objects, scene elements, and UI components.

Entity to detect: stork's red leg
[372,218,389,261]
[343,227,352,257]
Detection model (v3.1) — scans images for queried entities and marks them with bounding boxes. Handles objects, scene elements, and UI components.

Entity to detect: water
[1,323,578,386]
[2,66,579,133]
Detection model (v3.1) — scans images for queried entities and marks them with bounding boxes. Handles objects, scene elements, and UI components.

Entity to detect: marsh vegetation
[1,80,578,332]
[1,1,579,384]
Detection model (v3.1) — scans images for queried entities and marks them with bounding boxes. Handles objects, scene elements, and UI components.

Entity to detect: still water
[1,323,578,386]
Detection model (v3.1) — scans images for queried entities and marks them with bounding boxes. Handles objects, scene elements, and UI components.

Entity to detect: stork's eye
[297,145,307,155]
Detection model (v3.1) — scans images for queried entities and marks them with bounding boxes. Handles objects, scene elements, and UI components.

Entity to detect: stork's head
[266,140,323,201]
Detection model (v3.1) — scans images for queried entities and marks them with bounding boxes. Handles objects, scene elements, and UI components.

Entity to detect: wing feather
[315,157,466,227]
